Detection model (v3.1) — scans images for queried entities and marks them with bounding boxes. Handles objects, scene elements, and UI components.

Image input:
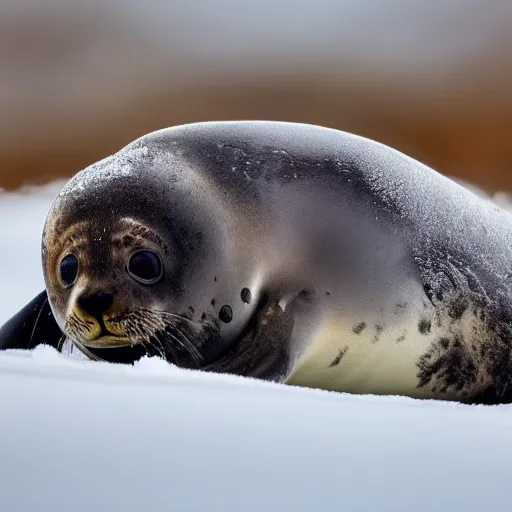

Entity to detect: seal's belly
[285,313,439,399]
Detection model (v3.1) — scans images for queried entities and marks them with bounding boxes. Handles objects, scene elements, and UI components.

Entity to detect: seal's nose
[77,291,114,319]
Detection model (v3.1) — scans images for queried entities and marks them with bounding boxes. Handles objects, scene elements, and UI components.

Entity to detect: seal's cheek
[44,283,72,333]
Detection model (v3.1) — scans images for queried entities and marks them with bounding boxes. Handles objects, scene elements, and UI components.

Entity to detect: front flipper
[0,290,62,351]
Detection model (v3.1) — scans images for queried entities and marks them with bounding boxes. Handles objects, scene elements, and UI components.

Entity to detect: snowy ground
[1,180,512,511]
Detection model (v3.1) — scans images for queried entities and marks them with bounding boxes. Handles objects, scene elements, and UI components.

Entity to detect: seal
[1,121,512,404]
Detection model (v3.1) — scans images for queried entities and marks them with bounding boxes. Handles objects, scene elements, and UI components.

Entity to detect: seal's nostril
[78,292,114,319]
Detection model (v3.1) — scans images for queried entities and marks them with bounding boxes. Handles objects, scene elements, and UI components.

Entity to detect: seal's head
[42,135,260,367]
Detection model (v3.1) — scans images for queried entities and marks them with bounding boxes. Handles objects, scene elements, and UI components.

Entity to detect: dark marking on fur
[373,325,384,343]
[396,334,406,344]
[418,319,431,335]
[298,288,316,304]
[114,224,170,256]
[241,288,251,304]
[211,299,216,307]
[417,335,478,393]
[329,346,349,367]
[448,297,468,320]
[395,302,407,313]
[352,322,366,335]
[219,305,233,323]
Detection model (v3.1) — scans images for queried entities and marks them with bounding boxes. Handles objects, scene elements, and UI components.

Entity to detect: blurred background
[1,0,511,192]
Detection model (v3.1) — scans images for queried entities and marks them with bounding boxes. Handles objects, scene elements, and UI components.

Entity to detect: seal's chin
[79,331,150,364]
[82,335,133,349]
[85,343,148,365]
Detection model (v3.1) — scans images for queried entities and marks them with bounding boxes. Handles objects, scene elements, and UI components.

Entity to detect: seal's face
[43,215,207,366]
[40,136,269,370]
[40,139,247,368]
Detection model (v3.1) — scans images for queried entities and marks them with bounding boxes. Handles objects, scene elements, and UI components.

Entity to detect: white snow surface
[1,180,512,511]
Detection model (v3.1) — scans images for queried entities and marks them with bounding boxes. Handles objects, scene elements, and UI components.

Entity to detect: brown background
[1,1,511,192]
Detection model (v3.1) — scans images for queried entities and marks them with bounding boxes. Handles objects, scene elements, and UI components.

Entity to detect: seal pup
[1,121,512,404]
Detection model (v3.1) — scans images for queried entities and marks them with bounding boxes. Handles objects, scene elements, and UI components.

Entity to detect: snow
[1,180,512,511]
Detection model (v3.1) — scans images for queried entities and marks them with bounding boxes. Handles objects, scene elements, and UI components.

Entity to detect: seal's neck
[202,298,294,382]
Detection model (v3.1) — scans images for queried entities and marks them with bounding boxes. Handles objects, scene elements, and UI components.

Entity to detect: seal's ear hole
[60,254,79,288]
[126,249,163,285]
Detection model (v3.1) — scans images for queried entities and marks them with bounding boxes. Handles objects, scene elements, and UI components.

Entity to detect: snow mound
[1,346,512,512]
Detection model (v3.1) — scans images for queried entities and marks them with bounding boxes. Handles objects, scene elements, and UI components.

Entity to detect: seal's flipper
[0,290,62,351]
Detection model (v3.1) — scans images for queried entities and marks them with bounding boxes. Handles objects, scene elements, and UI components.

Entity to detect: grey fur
[42,121,512,403]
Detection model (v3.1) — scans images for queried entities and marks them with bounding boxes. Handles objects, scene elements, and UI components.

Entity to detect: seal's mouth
[80,321,134,351]
[67,321,149,364]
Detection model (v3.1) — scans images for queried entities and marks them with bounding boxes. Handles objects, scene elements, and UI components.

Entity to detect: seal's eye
[60,254,79,287]
[127,250,163,284]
